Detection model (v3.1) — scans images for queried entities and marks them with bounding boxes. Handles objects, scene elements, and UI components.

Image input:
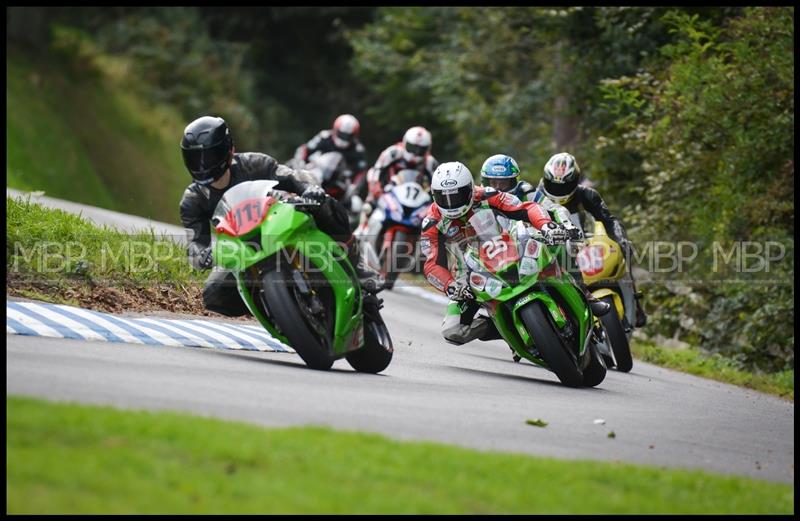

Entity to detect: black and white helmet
[431,161,474,219]
[542,152,581,204]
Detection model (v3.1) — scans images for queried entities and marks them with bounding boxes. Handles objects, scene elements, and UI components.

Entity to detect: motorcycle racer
[533,152,647,328]
[357,126,439,216]
[421,161,609,346]
[179,116,382,317]
[293,114,369,181]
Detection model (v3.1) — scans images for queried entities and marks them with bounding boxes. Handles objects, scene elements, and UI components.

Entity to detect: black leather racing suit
[295,130,369,178]
[532,181,628,245]
[533,180,647,327]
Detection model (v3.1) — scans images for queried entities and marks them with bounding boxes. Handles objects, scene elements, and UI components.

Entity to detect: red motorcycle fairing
[478,231,520,274]
[215,196,277,237]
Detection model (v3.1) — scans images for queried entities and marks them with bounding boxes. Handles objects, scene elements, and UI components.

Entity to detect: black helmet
[180,116,234,185]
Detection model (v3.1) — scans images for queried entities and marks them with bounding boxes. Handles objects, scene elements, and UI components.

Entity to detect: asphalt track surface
[5,189,795,484]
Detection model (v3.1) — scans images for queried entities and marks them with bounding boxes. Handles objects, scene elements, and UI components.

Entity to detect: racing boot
[585,290,611,317]
[442,300,488,346]
[346,238,385,294]
[478,319,503,341]
[573,277,610,317]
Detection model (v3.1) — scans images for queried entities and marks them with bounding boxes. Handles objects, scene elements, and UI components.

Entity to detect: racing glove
[562,221,584,241]
[446,276,474,301]
[301,185,327,203]
[539,222,568,245]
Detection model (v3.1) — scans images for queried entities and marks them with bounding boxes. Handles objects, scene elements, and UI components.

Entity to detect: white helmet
[431,161,474,219]
[402,126,432,163]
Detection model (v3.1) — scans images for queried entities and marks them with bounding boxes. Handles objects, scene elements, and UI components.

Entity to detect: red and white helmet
[332,114,360,148]
[402,126,432,163]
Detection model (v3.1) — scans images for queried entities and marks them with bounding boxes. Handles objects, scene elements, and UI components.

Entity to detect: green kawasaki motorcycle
[461,208,607,387]
[211,180,393,372]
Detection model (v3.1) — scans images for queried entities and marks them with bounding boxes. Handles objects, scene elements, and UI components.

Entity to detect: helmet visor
[405,143,429,157]
[182,141,230,177]
[334,130,355,144]
[486,177,516,192]
[544,178,578,197]
[434,185,472,210]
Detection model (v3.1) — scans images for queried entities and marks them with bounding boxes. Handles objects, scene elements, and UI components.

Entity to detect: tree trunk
[552,41,579,151]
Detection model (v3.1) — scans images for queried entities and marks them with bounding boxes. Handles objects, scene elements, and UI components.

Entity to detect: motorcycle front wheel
[261,268,334,370]
[519,301,582,387]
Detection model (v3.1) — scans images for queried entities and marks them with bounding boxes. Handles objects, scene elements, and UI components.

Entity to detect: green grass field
[6,396,793,514]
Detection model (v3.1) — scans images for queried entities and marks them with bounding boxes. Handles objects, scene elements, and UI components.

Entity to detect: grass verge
[631,339,794,401]
[7,396,794,515]
[7,195,208,315]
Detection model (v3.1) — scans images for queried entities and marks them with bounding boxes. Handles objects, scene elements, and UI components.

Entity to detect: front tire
[382,230,412,290]
[599,296,633,372]
[261,269,334,370]
[519,302,582,387]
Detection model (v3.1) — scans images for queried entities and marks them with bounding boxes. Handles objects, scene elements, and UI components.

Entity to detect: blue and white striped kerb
[6,300,295,353]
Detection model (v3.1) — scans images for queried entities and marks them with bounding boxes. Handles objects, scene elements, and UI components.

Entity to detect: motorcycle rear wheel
[345,318,393,374]
[599,295,633,372]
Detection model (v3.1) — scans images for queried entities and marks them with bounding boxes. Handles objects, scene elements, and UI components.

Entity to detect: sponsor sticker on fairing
[524,239,540,258]
[485,277,502,298]
[469,272,487,291]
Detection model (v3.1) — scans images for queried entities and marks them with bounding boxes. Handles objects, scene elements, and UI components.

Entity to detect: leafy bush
[600,7,794,370]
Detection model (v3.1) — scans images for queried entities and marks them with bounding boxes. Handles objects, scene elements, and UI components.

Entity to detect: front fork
[487,276,592,367]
